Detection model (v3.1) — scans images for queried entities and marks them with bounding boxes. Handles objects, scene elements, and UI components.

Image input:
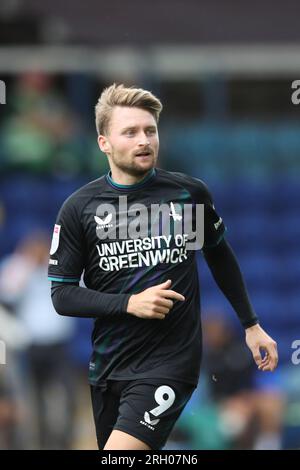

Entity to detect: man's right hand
[127,279,185,320]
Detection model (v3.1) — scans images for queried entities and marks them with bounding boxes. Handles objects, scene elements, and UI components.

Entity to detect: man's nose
[138,132,150,146]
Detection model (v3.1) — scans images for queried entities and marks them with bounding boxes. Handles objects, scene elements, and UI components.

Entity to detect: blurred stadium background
[0,0,300,450]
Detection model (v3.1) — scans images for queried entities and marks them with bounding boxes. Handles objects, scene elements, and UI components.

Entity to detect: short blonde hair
[95,83,163,135]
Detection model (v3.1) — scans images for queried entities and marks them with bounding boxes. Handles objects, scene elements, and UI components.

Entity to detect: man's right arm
[51,279,184,320]
[51,281,131,318]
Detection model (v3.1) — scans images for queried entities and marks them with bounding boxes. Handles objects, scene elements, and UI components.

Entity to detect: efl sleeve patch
[50,224,61,255]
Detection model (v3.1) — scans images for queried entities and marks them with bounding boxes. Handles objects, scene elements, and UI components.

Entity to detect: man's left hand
[245,324,278,372]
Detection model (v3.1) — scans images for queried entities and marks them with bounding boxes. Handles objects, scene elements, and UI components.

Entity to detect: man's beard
[111,152,156,177]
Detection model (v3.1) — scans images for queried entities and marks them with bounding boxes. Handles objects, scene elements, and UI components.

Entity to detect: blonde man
[49,84,278,450]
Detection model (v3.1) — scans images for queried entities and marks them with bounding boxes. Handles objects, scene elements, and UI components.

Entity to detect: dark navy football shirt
[48,168,225,386]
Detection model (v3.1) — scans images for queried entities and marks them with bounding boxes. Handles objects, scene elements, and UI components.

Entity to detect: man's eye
[147,129,156,135]
[126,130,135,136]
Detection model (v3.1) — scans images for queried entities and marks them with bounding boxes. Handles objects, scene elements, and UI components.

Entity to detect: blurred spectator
[1,72,83,175]
[0,232,77,449]
[0,303,30,449]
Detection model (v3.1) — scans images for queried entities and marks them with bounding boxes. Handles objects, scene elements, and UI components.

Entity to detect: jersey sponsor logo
[169,202,182,221]
[94,214,113,229]
[50,224,61,255]
[96,234,189,271]
[214,217,223,230]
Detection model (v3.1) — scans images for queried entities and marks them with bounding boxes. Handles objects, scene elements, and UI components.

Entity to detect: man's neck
[109,168,154,186]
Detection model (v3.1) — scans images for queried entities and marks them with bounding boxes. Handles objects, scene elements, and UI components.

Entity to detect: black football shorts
[90,378,196,450]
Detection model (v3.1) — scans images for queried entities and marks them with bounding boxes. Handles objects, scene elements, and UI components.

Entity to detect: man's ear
[98,135,110,154]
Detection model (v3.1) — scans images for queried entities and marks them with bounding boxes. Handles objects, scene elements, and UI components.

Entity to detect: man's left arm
[202,238,278,371]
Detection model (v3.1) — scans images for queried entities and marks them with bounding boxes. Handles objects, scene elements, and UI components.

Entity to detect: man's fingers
[258,345,278,371]
[258,348,270,369]
[145,311,167,320]
[261,360,275,371]
[264,343,278,362]
[153,313,166,320]
[155,298,174,309]
[252,347,262,366]
[156,279,172,289]
[272,343,279,365]
[153,306,170,315]
[258,355,269,370]
[260,356,269,365]
[269,349,278,370]
[160,289,185,302]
